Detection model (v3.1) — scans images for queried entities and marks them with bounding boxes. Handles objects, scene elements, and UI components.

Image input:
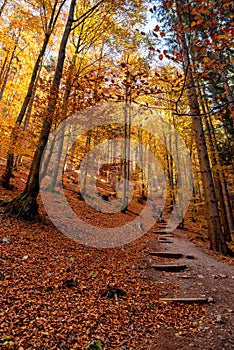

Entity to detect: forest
[0,0,233,349]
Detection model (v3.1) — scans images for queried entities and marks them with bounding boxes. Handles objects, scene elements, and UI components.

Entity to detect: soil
[146,223,234,350]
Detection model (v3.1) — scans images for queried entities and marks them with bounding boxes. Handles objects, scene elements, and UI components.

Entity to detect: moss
[0,199,9,207]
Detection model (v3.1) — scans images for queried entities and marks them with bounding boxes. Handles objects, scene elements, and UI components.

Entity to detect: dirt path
[147,225,234,350]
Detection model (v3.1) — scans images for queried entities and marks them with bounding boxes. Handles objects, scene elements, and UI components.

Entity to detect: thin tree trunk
[196,82,231,241]
[0,32,20,101]
[207,114,234,234]
[175,0,228,254]
[0,0,8,17]
[0,53,9,85]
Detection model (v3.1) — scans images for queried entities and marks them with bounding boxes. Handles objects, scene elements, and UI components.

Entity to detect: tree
[3,0,120,219]
[173,0,229,253]
[0,0,67,188]
[150,0,232,253]
[3,0,78,218]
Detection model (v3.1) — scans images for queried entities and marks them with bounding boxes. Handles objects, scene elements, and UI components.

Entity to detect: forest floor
[0,159,234,350]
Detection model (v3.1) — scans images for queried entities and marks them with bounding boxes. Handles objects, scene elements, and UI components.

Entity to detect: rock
[180,275,191,279]
[62,279,77,288]
[216,315,226,324]
[208,296,215,303]
[218,274,227,278]
[2,237,10,244]
[101,285,126,299]
[149,252,183,258]
[186,255,195,259]
[23,255,29,260]
[198,275,204,279]
[151,264,187,272]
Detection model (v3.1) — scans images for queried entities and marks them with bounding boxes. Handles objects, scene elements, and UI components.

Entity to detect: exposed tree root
[4,193,39,221]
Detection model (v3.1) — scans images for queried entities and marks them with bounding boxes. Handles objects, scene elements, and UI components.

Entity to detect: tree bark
[197,82,232,241]
[0,0,8,17]
[4,0,77,219]
[0,0,66,188]
[175,0,228,254]
[0,31,20,101]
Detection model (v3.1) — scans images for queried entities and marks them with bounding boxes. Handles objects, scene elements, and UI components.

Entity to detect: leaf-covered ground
[0,161,233,349]
[0,211,208,349]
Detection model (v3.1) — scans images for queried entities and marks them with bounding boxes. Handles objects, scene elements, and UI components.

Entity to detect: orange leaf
[203,57,212,63]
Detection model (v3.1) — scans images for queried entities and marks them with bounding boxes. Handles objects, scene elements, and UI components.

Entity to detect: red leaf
[154,25,160,32]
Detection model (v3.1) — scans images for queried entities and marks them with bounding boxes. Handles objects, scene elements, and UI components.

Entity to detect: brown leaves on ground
[0,165,208,349]
[0,215,207,349]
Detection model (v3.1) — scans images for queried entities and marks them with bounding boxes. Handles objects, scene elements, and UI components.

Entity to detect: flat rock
[186,255,195,259]
[149,252,183,259]
[151,264,187,272]
[153,231,172,234]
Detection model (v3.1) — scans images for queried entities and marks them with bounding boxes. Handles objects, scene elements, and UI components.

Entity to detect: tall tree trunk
[80,130,92,195]
[0,0,66,189]
[175,0,228,254]
[196,82,232,241]
[207,113,234,235]
[217,53,234,118]
[4,0,77,220]
[0,53,9,87]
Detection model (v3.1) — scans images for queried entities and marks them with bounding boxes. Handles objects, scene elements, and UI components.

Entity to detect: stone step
[153,231,172,234]
[158,234,174,238]
[159,297,208,304]
[158,240,173,244]
[158,226,172,229]
[149,252,183,259]
[151,264,187,272]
